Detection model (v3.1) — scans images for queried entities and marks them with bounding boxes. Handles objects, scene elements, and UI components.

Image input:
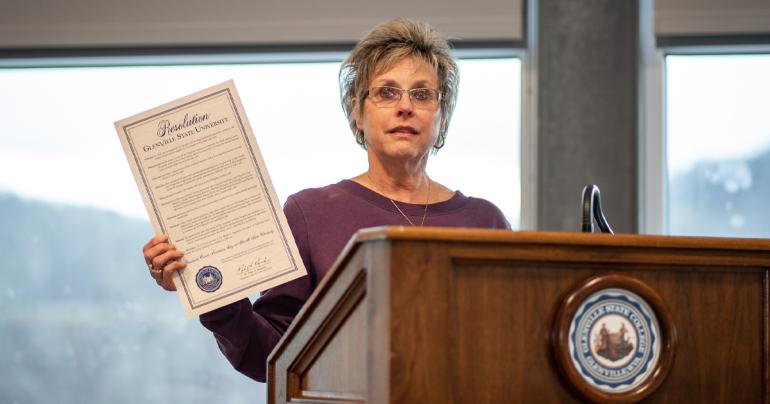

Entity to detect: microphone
[581,184,614,234]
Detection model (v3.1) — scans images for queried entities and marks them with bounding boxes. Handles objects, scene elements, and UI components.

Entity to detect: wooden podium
[267,227,770,403]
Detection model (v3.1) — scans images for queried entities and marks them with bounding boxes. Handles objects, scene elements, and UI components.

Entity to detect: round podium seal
[196,266,223,293]
[569,289,659,393]
[552,274,676,402]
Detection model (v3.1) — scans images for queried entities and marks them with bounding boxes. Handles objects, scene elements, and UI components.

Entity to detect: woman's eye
[379,87,398,99]
[412,89,431,101]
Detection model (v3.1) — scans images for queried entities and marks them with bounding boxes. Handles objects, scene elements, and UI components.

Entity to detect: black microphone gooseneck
[581,184,614,234]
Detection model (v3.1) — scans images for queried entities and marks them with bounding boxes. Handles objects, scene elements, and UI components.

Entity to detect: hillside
[0,193,261,403]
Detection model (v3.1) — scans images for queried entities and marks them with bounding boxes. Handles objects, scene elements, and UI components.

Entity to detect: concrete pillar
[537,0,639,233]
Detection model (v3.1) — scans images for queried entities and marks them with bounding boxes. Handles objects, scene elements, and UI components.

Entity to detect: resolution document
[115,80,306,317]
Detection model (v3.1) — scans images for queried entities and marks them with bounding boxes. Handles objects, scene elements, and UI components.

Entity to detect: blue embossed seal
[196,266,223,293]
[567,288,661,394]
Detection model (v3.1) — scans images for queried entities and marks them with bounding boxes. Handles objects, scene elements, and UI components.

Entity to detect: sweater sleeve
[198,195,313,383]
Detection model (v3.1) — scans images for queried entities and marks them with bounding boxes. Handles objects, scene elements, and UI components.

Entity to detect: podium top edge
[351,226,770,252]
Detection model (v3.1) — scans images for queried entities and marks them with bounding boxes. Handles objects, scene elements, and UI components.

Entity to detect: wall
[0,0,523,47]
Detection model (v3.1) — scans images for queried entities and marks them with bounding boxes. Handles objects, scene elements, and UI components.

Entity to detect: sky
[666,54,770,175]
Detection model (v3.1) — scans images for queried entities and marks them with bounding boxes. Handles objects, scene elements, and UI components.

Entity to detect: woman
[143,18,510,382]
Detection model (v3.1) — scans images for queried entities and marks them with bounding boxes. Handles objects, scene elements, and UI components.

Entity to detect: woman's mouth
[388,126,419,134]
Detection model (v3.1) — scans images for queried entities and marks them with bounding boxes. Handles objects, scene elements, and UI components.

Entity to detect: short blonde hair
[339,18,459,150]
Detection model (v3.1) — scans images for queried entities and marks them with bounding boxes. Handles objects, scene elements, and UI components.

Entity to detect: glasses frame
[366,86,442,109]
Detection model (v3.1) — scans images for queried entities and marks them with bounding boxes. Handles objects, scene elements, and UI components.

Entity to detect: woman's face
[356,56,441,165]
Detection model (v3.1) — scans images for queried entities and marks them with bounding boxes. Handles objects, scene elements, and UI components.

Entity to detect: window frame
[639,27,770,234]
[0,44,527,403]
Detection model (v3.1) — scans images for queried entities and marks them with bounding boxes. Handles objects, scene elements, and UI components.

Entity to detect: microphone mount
[581,184,614,234]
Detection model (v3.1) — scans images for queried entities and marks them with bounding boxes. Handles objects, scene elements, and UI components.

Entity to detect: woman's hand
[143,234,187,291]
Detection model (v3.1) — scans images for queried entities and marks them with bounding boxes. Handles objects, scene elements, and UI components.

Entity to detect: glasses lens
[377,87,400,101]
[411,89,435,102]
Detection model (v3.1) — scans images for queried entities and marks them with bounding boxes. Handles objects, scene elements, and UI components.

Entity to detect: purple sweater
[200,180,510,382]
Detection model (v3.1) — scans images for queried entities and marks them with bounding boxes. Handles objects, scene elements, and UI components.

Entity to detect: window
[0,54,521,403]
[665,53,770,238]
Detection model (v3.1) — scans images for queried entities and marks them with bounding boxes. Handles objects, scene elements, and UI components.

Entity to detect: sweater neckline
[337,179,467,216]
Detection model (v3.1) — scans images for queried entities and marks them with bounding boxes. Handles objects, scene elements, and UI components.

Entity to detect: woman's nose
[395,92,414,115]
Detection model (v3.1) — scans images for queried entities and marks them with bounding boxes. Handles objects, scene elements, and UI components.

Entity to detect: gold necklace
[367,172,430,226]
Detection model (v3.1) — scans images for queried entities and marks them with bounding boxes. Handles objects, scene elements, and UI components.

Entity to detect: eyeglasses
[366,86,442,109]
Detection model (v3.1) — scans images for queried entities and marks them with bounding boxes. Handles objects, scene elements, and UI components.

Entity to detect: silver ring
[148,262,162,276]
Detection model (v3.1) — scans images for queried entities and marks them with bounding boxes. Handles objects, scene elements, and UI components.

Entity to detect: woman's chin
[380,146,430,161]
